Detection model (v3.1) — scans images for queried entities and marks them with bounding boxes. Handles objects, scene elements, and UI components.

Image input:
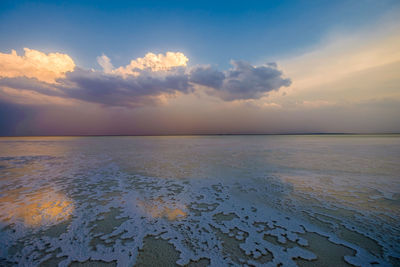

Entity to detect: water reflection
[138,198,187,220]
[0,188,74,227]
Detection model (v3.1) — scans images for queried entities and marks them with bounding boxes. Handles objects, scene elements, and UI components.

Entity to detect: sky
[0,0,399,135]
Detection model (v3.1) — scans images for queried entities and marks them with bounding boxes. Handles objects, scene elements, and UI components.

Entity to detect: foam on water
[0,136,399,266]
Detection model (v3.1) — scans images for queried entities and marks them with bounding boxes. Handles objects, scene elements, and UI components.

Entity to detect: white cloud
[97,54,114,74]
[0,48,75,83]
[111,52,189,77]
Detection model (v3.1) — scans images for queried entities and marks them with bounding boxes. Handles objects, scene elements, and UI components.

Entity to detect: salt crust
[0,156,397,266]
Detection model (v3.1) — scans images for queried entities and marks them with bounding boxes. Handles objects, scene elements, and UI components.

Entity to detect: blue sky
[1,0,397,68]
[0,0,400,135]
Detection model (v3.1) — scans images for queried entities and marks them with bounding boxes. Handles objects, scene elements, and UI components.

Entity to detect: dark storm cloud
[190,61,291,101]
[0,61,290,107]
[60,68,192,106]
[216,61,291,101]
[0,67,193,107]
[189,66,225,89]
[0,77,64,97]
[65,61,291,106]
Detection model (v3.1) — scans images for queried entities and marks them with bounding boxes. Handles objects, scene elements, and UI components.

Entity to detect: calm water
[0,135,399,266]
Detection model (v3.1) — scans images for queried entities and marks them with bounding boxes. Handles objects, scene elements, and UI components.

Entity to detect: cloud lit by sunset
[0,1,399,135]
[0,48,75,83]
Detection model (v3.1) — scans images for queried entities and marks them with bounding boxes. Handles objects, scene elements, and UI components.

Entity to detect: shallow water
[0,135,399,266]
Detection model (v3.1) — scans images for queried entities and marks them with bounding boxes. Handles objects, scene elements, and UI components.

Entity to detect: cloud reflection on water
[138,197,187,221]
[0,188,74,227]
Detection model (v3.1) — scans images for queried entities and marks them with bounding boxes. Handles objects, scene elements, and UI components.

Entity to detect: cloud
[97,54,114,74]
[0,48,75,83]
[0,50,193,107]
[64,59,290,106]
[0,49,291,107]
[112,52,189,76]
[0,77,64,97]
[189,66,225,89]
[61,67,192,107]
[192,61,291,101]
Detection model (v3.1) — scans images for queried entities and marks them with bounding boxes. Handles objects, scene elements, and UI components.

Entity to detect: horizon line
[1,133,400,138]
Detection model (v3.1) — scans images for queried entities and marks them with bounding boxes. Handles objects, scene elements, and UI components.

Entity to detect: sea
[0,135,399,266]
